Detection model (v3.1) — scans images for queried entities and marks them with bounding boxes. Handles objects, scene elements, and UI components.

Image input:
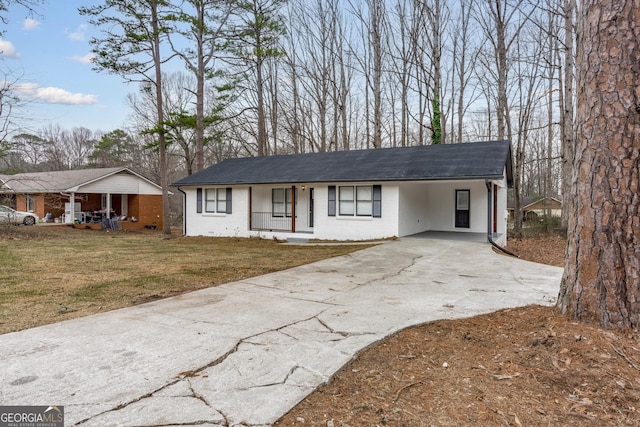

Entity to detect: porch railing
[251,212,295,232]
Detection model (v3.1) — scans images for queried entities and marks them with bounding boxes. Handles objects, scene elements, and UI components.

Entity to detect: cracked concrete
[0,237,562,426]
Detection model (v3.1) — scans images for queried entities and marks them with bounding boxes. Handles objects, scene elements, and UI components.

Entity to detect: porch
[250,212,309,233]
[248,185,314,234]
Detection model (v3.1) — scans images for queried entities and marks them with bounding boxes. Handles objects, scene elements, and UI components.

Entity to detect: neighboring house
[507,196,562,221]
[0,167,165,229]
[172,140,513,245]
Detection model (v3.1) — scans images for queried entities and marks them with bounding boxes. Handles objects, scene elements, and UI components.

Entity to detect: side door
[455,189,470,228]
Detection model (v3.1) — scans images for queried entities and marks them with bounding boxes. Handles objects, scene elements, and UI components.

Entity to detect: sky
[1,1,136,134]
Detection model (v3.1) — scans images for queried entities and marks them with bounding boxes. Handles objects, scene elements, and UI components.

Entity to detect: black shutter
[372,185,382,218]
[226,188,232,214]
[328,186,336,216]
[196,188,203,213]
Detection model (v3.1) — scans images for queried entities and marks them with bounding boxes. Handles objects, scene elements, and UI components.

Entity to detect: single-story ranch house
[507,196,563,221]
[0,167,165,229]
[171,140,513,245]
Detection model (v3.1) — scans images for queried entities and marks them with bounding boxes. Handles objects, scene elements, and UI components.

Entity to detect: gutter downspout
[485,180,519,258]
[177,187,187,236]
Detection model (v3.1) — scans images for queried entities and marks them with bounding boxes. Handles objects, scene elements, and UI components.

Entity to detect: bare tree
[287,0,344,153]
[473,0,536,237]
[450,0,480,143]
[10,132,46,170]
[65,127,96,169]
[0,0,44,29]
[387,0,415,147]
[349,0,387,149]
[40,124,69,170]
[558,0,640,329]
[0,73,24,146]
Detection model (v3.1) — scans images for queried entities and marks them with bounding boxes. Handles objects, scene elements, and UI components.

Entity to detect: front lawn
[0,225,371,334]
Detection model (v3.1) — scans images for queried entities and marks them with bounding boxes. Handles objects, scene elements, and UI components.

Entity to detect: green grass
[0,226,372,333]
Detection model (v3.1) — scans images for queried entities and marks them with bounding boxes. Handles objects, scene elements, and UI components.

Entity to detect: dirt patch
[276,235,640,426]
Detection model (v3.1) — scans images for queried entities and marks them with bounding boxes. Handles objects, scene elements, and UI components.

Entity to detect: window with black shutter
[196,188,203,213]
[328,186,336,216]
[226,188,232,214]
[372,185,382,217]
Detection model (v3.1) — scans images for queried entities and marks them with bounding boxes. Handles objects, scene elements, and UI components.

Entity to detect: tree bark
[151,3,171,236]
[561,0,576,229]
[558,0,640,329]
[370,0,384,149]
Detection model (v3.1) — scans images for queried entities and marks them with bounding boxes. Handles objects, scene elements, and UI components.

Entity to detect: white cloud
[67,24,87,41]
[14,82,97,105]
[71,53,95,64]
[0,39,20,58]
[23,18,40,30]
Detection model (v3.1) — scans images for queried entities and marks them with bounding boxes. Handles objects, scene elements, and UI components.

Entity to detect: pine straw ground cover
[0,225,370,334]
[275,235,640,426]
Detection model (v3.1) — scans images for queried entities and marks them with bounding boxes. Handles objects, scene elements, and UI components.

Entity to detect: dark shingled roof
[172,140,513,187]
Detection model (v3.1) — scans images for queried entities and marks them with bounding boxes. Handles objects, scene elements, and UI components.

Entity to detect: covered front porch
[62,192,161,230]
[248,184,314,234]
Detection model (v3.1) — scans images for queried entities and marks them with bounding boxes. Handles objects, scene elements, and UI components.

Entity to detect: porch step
[285,237,310,243]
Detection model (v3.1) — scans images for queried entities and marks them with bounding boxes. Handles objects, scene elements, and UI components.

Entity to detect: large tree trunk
[558,0,640,329]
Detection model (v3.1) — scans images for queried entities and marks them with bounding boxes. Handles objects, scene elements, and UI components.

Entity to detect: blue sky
[2,1,134,134]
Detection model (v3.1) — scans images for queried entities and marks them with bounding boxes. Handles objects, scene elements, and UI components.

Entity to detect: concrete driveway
[0,237,562,426]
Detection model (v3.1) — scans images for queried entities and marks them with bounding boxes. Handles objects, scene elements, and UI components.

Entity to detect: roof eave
[172,174,507,187]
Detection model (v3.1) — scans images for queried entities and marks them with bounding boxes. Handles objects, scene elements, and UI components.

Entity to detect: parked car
[0,205,39,225]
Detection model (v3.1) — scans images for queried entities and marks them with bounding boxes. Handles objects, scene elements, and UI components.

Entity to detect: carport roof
[173,140,513,187]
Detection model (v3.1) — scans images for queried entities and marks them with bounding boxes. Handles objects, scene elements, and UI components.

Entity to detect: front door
[455,189,470,228]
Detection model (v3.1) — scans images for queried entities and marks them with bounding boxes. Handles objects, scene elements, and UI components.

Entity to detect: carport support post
[485,180,492,242]
[106,193,111,217]
[69,193,75,224]
[291,185,296,233]
[249,186,253,230]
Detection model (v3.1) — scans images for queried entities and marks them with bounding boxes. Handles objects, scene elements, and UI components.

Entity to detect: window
[205,188,227,213]
[356,186,372,216]
[339,186,354,215]
[272,188,294,217]
[201,188,232,214]
[26,194,35,212]
[337,185,380,217]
